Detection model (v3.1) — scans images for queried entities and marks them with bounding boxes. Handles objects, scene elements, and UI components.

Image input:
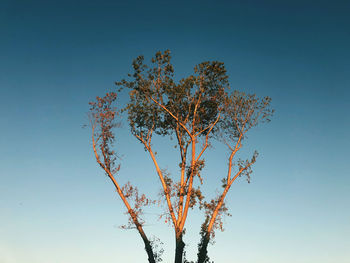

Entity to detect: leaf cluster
[117,50,229,143]
[89,93,119,173]
[120,182,157,229]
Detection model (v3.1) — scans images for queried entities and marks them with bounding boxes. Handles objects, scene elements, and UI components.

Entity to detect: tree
[88,50,273,263]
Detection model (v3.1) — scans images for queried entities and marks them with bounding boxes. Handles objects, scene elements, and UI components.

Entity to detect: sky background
[1,0,349,262]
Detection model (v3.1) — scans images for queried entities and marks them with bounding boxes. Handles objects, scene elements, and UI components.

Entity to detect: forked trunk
[174,236,185,263]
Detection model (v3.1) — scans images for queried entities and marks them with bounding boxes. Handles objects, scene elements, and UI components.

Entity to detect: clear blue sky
[1,1,349,262]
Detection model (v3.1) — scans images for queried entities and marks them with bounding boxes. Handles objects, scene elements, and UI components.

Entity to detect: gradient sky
[1,1,349,262]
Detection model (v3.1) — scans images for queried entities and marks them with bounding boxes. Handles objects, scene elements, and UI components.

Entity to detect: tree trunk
[197,234,210,263]
[137,224,156,263]
[174,236,185,263]
[143,239,156,263]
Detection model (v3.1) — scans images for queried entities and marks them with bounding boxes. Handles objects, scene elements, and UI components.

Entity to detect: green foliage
[219,91,274,142]
[116,50,229,144]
